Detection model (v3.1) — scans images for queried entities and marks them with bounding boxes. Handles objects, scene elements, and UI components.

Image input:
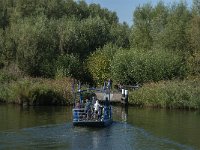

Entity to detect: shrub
[55,54,81,79]
[111,49,186,84]
[86,44,121,84]
[129,78,200,109]
[0,77,73,105]
[29,88,66,106]
[0,71,17,84]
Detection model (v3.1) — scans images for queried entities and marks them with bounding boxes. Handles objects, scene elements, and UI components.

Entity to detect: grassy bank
[1,69,200,109]
[0,72,73,105]
[129,77,200,110]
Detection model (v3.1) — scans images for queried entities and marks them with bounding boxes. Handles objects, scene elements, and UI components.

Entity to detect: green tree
[110,23,130,48]
[55,54,81,79]
[160,2,191,52]
[111,49,186,84]
[0,28,17,65]
[150,1,169,49]
[130,3,153,50]
[81,17,110,57]
[89,3,118,24]
[0,0,14,30]
[57,17,79,55]
[75,0,90,19]
[188,16,200,53]
[15,0,39,17]
[11,16,58,77]
[187,1,200,75]
[0,29,4,67]
[15,0,65,19]
[193,0,200,15]
[57,16,111,59]
[45,0,65,18]
[0,28,3,51]
[87,44,120,84]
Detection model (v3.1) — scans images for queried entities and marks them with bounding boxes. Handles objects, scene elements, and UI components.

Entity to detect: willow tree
[186,0,200,75]
[11,16,58,77]
[160,2,191,52]
[193,0,200,15]
[110,23,130,48]
[0,29,4,67]
[57,16,111,59]
[0,0,12,30]
[150,1,169,49]
[130,3,153,50]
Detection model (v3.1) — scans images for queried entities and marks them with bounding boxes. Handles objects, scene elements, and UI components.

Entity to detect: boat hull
[73,119,113,127]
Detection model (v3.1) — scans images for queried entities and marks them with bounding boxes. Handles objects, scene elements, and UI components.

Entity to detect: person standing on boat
[104,97,109,107]
[75,102,81,108]
[85,99,91,120]
[92,96,96,106]
[108,79,112,89]
[94,100,102,120]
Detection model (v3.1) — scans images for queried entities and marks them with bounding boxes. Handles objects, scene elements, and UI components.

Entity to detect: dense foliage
[87,44,121,84]
[0,0,128,79]
[0,75,73,105]
[111,49,186,84]
[129,77,200,109]
[0,0,200,108]
[86,1,200,85]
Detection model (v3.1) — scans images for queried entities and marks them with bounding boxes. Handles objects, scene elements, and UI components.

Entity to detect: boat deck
[72,107,112,127]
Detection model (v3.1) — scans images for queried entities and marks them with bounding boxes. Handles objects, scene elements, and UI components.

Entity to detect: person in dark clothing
[84,99,91,119]
[105,97,109,107]
[108,79,112,89]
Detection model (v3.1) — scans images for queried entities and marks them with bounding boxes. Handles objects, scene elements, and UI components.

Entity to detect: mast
[72,79,75,107]
[78,81,83,104]
[107,79,111,102]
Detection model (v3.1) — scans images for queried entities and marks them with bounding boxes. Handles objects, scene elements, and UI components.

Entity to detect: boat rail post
[72,79,76,107]
[108,82,111,102]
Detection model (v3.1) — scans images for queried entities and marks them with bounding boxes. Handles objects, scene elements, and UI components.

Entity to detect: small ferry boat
[72,81,113,127]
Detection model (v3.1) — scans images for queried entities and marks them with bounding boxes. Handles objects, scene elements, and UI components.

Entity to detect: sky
[83,0,193,26]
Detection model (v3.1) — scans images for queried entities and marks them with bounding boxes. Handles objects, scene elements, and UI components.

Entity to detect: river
[0,104,199,150]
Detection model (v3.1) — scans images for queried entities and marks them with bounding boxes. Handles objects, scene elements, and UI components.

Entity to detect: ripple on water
[0,122,196,150]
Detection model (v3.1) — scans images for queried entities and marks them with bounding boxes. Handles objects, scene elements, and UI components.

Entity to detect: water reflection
[121,106,128,122]
[0,123,194,150]
[0,105,199,150]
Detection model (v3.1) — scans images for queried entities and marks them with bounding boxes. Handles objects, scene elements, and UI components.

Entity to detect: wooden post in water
[125,90,128,105]
[121,89,128,105]
[122,89,125,97]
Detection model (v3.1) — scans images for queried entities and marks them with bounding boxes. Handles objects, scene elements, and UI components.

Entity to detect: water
[0,104,199,150]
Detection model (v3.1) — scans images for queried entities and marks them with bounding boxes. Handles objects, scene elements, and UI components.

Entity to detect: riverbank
[1,69,200,109]
[129,77,200,110]
[0,74,73,106]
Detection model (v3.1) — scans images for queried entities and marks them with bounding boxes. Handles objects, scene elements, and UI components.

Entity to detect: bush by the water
[29,88,66,106]
[129,77,200,109]
[111,49,186,84]
[0,0,200,109]
[0,71,17,84]
[0,77,73,106]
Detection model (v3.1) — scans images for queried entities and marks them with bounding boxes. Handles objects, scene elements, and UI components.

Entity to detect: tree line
[87,0,200,85]
[0,0,200,86]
